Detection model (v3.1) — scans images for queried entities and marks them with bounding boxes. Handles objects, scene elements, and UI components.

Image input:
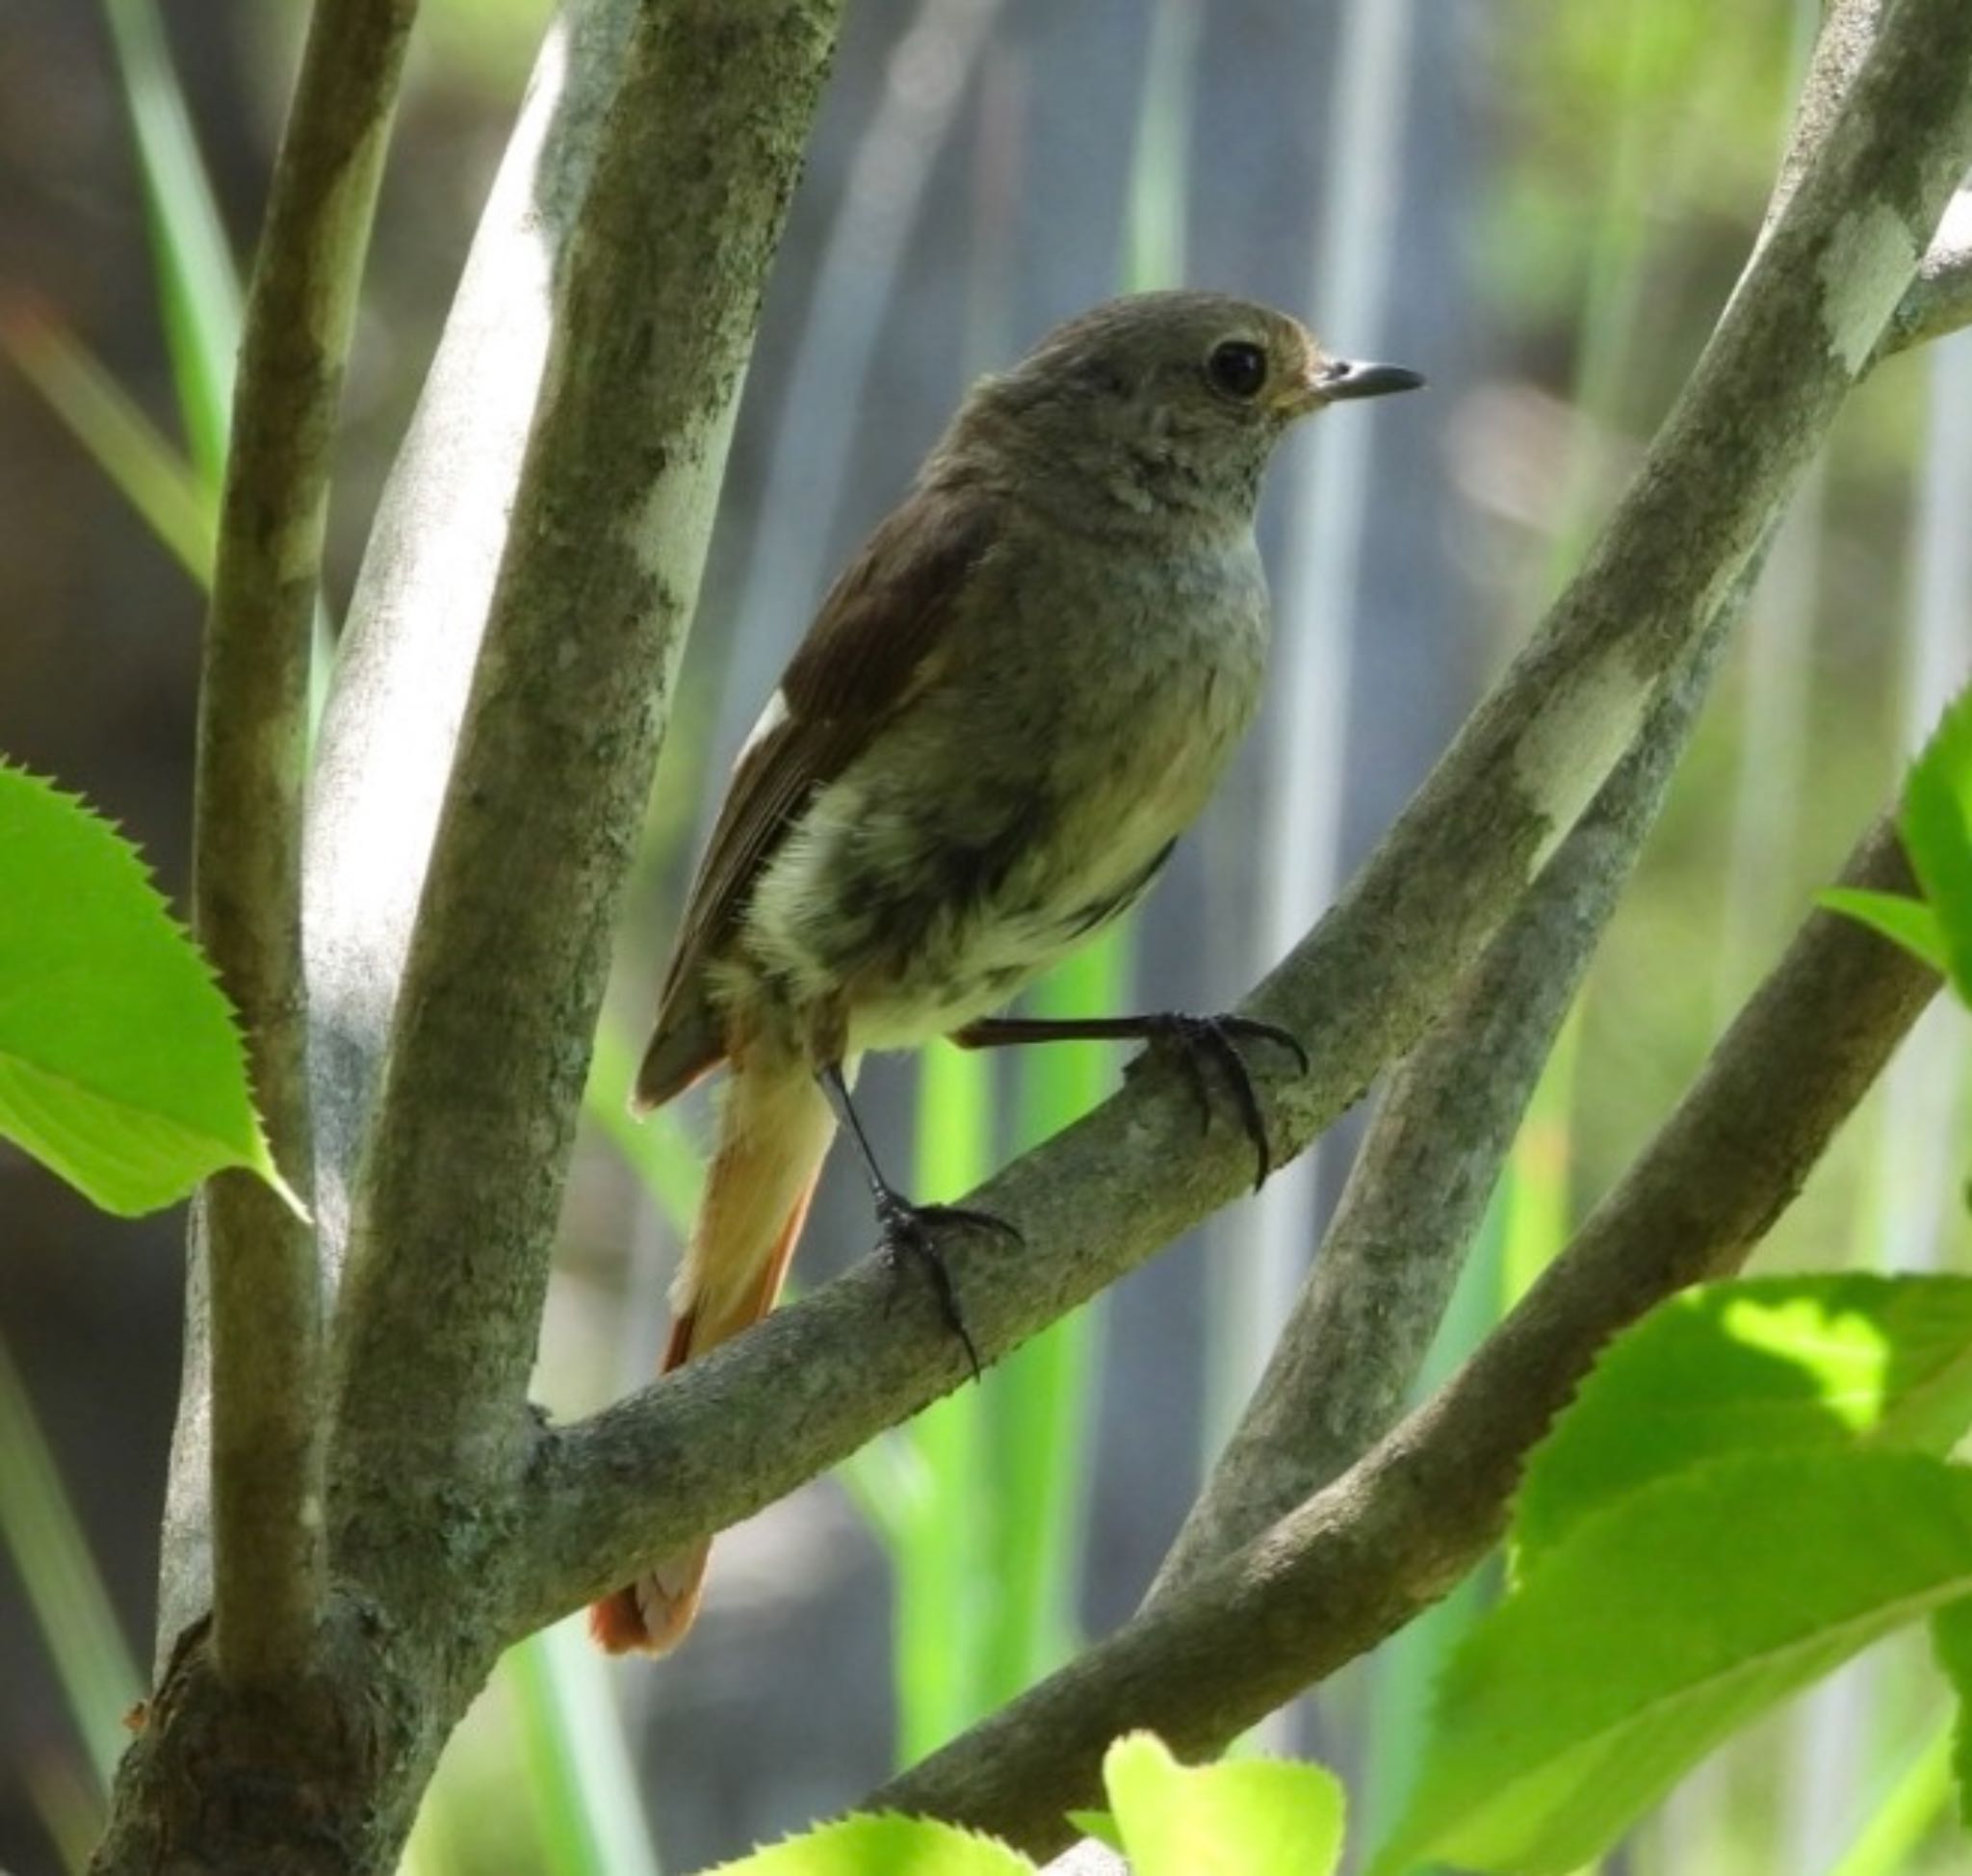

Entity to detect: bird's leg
[817,1061,1018,1382]
[948,1013,1308,1192]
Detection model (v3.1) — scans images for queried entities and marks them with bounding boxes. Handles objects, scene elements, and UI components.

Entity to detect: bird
[589,289,1422,1654]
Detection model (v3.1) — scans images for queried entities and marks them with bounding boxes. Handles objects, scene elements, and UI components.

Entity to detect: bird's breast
[737,537,1269,1051]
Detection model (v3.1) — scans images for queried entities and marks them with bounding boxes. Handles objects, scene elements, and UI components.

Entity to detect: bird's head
[947,291,1423,530]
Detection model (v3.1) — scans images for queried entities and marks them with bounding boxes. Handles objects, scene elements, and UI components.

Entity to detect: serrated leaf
[1514,1276,1972,1572]
[696,1812,1032,1875]
[1103,1733,1344,1876]
[1816,887,1948,977]
[1901,690,1972,1003]
[1929,1597,1972,1828]
[0,762,298,1216]
[1373,1452,1972,1876]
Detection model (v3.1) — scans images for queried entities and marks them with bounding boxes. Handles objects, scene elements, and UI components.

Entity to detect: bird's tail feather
[588,1058,835,1655]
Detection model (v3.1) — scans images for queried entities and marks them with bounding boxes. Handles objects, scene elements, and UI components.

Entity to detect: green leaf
[1512,1275,1972,1572]
[1103,1733,1345,1876]
[1373,1451,1972,1876]
[1930,1597,1972,1828]
[1900,690,1972,1003]
[1064,1810,1125,1853]
[0,762,298,1216]
[697,1812,1032,1874]
[1816,887,1948,977]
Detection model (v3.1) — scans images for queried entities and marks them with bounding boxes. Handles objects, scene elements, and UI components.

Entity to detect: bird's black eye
[1206,339,1269,400]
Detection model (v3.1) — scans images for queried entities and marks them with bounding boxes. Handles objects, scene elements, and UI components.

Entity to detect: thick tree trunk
[91,1610,454,1876]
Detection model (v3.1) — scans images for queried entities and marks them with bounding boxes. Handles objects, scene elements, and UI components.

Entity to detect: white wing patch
[736,687,791,770]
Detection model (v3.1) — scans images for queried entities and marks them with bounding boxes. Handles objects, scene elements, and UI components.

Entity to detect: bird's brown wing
[634,485,999,1108]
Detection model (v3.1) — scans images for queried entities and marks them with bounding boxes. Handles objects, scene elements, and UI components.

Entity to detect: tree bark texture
[94,2,842,1869]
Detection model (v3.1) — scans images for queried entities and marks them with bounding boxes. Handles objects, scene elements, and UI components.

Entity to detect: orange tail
[589,1056,835,1655]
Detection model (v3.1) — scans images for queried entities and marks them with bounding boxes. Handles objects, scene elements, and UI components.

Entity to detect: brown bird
[590,290,1421,1654]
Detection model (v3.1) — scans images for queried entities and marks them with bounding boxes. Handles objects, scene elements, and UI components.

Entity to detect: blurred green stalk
[897,1036,997,1761]
[24,1751,104,1876]
[0,310,215,582]
[505,1621,664,1876]
[1821,1714,1955,1876]
[0,1330,143,1791]
[978,942,1117,1702]
[98,0,241,488]
[585,1014,707,1237]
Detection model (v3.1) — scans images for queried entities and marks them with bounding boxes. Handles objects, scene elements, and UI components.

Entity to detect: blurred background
[3,0,1968,1871]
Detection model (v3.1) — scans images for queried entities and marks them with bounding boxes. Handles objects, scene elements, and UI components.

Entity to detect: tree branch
[168,0,635,1667]
[517,0,1972,1636]
[303,0,637,1273]
[192,0,417,1689]
[1150,572,1746,1594]
[1247,0,1968,1164]
[1881,189,1972,358]
[1146,0,1929,1601]
[323,0,843,1607]
[868,818,1935,1854]
[1764,0,1886,228]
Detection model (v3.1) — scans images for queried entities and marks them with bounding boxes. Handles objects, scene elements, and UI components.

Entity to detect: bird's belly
[741,599,1263,1055]
[840,833,1167,1052]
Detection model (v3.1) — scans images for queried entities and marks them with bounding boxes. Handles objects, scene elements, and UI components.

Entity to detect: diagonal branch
[517,0,1972,1637]
[1147,0,1922,1601]
[1150,570,1747,1595]
[191,0,418,1689]
[1247,0,1967,1169]
[323,0,843,1606]
[868,817,1935,1854]
[1881,188,1972,359]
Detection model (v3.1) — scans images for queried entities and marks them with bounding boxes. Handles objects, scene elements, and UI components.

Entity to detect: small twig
[1880,199,1972,359]
[193,0,418,1689]
[866,819,1935,1855]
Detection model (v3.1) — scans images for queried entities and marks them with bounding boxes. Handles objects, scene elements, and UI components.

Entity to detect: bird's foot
[873,1189,1020,1382]
[1129,1012,1308,1192]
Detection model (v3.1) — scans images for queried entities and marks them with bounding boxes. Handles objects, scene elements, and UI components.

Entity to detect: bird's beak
[1296,356,1427,409]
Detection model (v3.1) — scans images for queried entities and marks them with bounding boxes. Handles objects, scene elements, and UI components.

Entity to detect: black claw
[1139,1013,1307,1193]
[874,1192,1018,1382]
[820,1056,1014,1380]
[1169,1035,1220,1136]
[1230,1015,1311,1078]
